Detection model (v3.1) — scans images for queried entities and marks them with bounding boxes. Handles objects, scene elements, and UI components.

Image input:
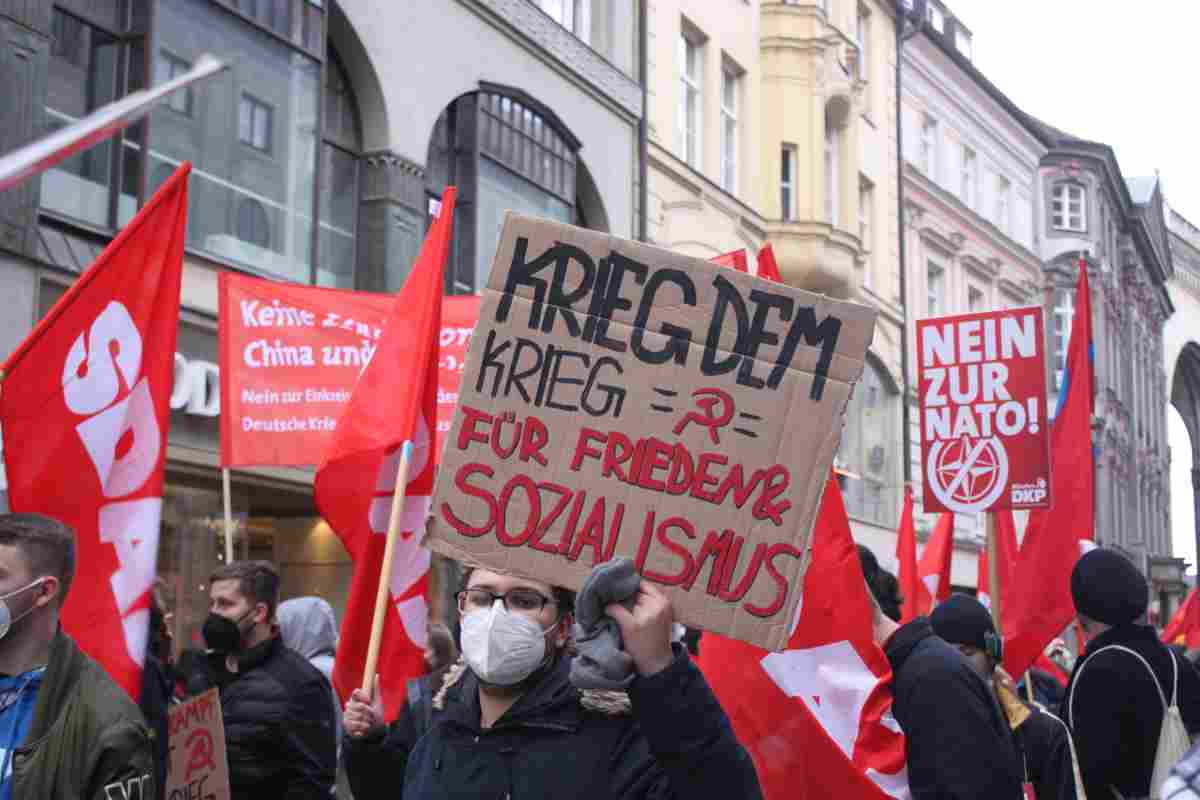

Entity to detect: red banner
[435,295,481,457]
[1,163,189,700]
[916,307,1050,513]
[218,274,480,468]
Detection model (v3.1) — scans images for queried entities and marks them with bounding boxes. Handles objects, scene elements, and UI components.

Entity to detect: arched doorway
[1171,342,1200,575]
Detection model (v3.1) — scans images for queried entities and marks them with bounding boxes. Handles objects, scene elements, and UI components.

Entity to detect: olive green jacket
[11,627,156,800]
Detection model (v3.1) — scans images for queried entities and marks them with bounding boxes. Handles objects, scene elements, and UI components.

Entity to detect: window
[1052,183,1087,232]
[147,0,323,283]
[927,262,944,315]
[968,285,985,312]
[859,176,873,248]
[721,65,739,192]
[539,0,591,44]
[781,145,796,221]
[856,7,869,81]
[239,94,274,153]
[960,145,977,208]
[920,115,938,177]
[956,29,973,60]
[996,175,1011,232]
[825,117,839,226]
[156,51,193,115]
[839,360,899,527]
[1053,287,1075,388]
[678,32,702,168]
[42,9,139,228]
[236,199,270,247]
[928,4,944,31]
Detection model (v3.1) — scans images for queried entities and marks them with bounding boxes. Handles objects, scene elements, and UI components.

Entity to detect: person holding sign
[341,563,763,799]
[191,561,337,799]
[0,513,155,800]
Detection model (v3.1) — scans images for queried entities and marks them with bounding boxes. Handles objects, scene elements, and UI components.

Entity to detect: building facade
[898,1,1045,588]
[647,0,904,549]
[0,0,642,649]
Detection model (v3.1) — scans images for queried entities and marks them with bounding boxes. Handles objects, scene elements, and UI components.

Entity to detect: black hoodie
[885,617,1024,799]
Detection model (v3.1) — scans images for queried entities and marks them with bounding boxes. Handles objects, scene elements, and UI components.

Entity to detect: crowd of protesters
[5,510,1200,799]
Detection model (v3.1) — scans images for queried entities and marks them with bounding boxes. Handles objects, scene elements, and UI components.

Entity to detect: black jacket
[343,644,762,799]
[1063,623,1200,800]
[197,635,337,800]
[885,618,1024,799]
[139,653,175,800]
[1011,704,1078,800]
[12,627,156,800]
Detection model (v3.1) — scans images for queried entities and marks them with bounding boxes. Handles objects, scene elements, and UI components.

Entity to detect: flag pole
[221,467,235,564]
[361,440,414,695]
[987,512,1002,635]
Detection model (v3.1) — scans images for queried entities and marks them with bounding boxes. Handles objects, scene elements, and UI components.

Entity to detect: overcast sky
[945,1,1200,571]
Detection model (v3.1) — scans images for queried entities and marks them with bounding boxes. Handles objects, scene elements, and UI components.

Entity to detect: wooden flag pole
[987,512,1002,635]
[221,467,234,564]
[361,441,413,695]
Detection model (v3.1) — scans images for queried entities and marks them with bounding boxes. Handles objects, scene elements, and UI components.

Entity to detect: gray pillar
[1192,468,1200,573]
[0,2,50,258]
[357,150,427,294]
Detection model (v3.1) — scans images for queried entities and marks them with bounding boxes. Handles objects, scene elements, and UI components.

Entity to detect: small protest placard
[426,214,877,650]
[166,688,230,800]
[916,307,1051,514]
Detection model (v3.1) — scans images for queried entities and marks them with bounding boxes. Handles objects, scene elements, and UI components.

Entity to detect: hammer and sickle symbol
[672,387,735,445]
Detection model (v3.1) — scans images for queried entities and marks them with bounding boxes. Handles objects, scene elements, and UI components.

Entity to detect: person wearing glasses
[341,565,762,799]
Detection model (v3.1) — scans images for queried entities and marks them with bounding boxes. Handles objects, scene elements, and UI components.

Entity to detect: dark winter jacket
[1064,623,1200,800]
[997,685,1079,800]
[139,653,175,800]
[12,627,156,800]
[342,643,762,799]
[884,617,1024,799]
[197,635,337,799]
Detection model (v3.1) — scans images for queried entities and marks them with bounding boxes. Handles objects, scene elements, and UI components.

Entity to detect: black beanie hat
[930,593,995,651]
[1071,548,1148,626]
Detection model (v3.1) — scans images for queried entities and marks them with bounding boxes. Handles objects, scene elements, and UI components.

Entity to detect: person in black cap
[931,594,1082,800]
[1065,547,1200,799]
[868,581,1023,799]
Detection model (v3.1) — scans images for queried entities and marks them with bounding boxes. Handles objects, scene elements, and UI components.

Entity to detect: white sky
[944,1,1200,571]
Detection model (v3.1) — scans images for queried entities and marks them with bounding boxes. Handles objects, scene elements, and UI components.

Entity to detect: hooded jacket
[1064,623,1200,800]
[342,644,762,800]
[884,617,1024,799]
[11,627,156,800]
[278,597,342,746]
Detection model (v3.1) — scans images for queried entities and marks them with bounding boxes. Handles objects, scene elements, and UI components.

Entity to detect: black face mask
[202,608,255,654]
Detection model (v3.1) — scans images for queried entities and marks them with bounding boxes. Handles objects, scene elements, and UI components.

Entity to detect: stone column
[357,150,427,293]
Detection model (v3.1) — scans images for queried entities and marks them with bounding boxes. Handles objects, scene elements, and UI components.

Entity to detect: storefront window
[149,0,320,283]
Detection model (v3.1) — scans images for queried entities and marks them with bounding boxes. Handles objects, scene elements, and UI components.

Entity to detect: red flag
[976,509,1017,621]
[314,188,457,720]
[914,512,953,615]
[896,490,919,623]
[1,164,189,699]
[757,244,784,283]
[698,476,909,800]
[1003,260,1094,677]
[712,248,749,272]
[1033,651,1069,689]
[1163,588,1200,649]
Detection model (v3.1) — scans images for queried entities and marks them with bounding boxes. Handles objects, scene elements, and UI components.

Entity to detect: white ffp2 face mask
[460,600,558,687]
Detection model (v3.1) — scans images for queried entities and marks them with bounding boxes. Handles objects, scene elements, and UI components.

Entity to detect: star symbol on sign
[934,435,1001,504]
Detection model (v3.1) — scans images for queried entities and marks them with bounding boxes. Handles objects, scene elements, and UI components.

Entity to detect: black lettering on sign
[631,268,696,365]
[583,252,647,352]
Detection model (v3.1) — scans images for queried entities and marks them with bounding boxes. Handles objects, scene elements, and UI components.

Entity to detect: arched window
[236,199,270,248]
[1051,182,1086,232]
[838,357,900,527]
[427,87,582,294]
[318,46,363,288]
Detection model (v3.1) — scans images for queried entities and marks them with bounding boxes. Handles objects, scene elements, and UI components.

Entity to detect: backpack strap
[1069,644,1168,731]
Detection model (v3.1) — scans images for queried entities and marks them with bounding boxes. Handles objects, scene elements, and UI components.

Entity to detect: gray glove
[569,558,641,690]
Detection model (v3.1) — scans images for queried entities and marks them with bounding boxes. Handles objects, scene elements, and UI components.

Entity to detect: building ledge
[766,220,862,298]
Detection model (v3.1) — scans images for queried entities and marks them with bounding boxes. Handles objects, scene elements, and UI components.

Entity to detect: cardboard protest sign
[436,295,481,456]
[219,273,479,468]
[916,307,1051,514]
[426,214,877,650]
[166,688,230,800]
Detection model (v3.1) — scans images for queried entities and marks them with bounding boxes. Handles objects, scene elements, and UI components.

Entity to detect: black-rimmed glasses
[457,588,556,616]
